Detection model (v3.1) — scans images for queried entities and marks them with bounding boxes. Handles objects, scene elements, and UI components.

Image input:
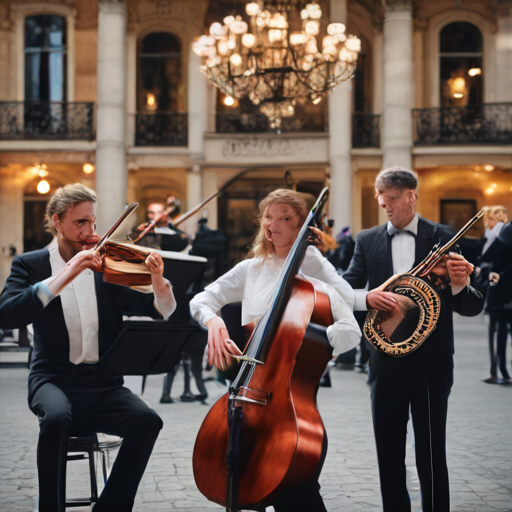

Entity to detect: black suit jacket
[343,217,484,384]
[0,248,162,403]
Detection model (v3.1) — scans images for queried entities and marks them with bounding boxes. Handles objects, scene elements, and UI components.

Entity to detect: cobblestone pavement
[1,313,511,512]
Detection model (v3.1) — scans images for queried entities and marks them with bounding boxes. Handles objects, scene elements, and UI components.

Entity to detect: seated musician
[134,196,190,251]
[190,188,361,512]
[0,184,176,512]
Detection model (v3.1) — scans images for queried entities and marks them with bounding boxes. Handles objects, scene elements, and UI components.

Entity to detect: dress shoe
[160,393,174,403]
[499,378,512,385]
[483,376,502,384]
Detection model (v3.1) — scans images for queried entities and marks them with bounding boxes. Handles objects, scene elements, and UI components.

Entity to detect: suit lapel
[414,217,438,266]
[373,225,393,285]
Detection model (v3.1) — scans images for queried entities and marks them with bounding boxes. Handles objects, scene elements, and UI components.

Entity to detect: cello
[193,188,335,511]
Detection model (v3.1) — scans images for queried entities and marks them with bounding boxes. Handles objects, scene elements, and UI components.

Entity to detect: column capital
[384,0,412,13]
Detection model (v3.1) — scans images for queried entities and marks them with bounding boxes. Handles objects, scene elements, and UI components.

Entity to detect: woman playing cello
[190,189,360,511]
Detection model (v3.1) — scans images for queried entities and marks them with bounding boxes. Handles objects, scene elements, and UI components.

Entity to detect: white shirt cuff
[451,277,471,296]
[35,278,57,308]
[354,290,369,311]
[153,279,176,319]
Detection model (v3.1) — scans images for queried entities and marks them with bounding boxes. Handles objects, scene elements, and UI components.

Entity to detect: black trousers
[488,310,511,379]
[29,370,163,512]
[369,354,452,512]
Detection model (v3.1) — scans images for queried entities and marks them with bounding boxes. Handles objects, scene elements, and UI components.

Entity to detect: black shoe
[195,393,208,403]
[319,373,332,388]
[336,363,355,371]
[483,376,502,384]
[160,393,174,403]
[499,378,512,385]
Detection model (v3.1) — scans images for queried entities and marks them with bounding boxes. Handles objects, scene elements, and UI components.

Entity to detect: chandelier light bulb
[230,53,242,66]
[242,33,256,48]
[218,41,229,55]
[227,39,236,50]
[269,29,283,43]
[300,9,309,20]
[210,22,226,39]
[327,23,346,36]
[290,32,307,46]
[305,21,319,36]
[345,35,361,52]
[230,20,248,35]
[37,180,50,194]
[246,2,260,16]
[484,165,494,172]
[468,67,481,76]
[223,15,235,25]
[322,36,335,48]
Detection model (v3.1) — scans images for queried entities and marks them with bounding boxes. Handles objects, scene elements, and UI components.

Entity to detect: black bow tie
[388,226,416,237]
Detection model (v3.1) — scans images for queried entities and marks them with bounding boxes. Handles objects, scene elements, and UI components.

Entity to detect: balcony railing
[413,103,512,145]
[0,101,95,141]
[352,114,380,148]
[135,113,188,146]
[216,111,328,133]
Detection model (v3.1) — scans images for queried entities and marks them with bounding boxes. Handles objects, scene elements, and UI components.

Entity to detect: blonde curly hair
[249,189,308,259]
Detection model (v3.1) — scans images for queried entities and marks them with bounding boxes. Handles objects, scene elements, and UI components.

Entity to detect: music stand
[101,321,205,376]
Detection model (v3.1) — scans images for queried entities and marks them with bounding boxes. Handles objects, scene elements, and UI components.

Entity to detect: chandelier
[192,0,361,127]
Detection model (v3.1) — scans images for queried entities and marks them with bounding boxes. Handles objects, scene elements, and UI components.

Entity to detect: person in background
[135,196,190,252]
[480,208,512,384]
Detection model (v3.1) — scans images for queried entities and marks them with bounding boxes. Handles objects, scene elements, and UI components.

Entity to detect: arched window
[138,32,182,112]
[439,22,483,107]
[25,15,67,101]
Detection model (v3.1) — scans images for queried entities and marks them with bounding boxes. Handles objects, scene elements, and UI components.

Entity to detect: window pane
[440,56,482,107]
[440,22,482,53]
[25,15,66,101]
[138,33,182,112]
[141,32,181,55]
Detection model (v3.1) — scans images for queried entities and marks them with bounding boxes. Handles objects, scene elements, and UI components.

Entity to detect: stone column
[95,0,127,234]
[184,165,203,235]
[328,0,353,233]
[495,10,512,102]
[382,0,413,171]
[188,45,208,159]
[0,171,23,287]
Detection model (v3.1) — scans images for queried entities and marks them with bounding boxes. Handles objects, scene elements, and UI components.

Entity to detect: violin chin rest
[305,322,329,346]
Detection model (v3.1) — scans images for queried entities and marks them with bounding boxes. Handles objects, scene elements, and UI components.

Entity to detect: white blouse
[190,246,361,356]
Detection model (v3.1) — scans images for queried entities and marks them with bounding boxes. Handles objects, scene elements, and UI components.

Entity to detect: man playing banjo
[343,167,484,512]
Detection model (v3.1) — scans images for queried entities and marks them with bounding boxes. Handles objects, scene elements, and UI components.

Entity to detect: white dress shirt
[482,222,505,255]
[36,241,175,364]
[354,214,467,311]
[190,246,361,356]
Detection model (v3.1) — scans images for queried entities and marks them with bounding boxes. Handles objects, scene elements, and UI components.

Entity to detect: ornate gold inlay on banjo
[364,211,484,357]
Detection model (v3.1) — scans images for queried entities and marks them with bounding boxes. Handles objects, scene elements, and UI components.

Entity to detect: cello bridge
[229,386,269,406]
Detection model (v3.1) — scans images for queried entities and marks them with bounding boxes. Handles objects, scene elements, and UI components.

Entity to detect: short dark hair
[375,166,417,192]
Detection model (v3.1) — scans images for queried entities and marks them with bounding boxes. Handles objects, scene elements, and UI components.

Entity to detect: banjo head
[363,274,441,357]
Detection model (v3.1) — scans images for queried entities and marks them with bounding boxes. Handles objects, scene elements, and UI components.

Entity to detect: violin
[193,188,334,511]
[90,203,156,288]
[131,196,180,244]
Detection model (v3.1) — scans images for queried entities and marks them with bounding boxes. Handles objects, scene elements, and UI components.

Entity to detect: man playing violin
[343,167,484,512]
[190,189,361,511]
[0,183,176,512]
[133,195,191,252]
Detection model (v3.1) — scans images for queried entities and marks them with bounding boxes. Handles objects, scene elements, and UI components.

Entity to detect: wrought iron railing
[0,101,95,141]
[216,111,328,133]
[352,114,380,148]
[135,113,188,146]
[413,103,512,145]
